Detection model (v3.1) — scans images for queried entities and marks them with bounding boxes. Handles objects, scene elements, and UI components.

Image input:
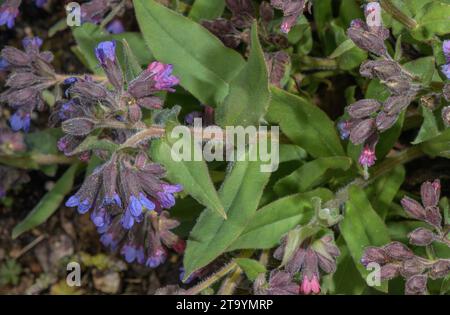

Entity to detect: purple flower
[0,0,20,29]
[146,248,167,268]
[34,0,47,8]
[157,184,183,209]
[147,62,180,92]
[441,64,450,80]
[121,243,145,264]
[359,145,377,167]
[95,41,116,66]
[64,77,78,85]
[9,111,30,132]
[106,19,125,34]
[0,58,8,71]
[443,40,450,62]
[337,120,351,140]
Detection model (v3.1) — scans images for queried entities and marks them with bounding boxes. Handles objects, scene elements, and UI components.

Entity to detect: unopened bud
[408,228,435,246]
[383,95,411,115]
[1,47,30,66]
[380,263,401,281]
[429,260,450,280]
[347,99,381,118]
[405,274,427,295]
[349,118,376,145]
[70,81,107,100]
[424,206,442,228]
[6,72,41,89]
[128,104,142,123]
[384,76,412,95]
[361,247,388,266]
[383,242,414,261]
[420,179,440,208]
[443,84,450,101]
[376,111,399,132]
[360,60,402,81]
[62,117,96,136]
[347,19,387,56]
[442,106,450,127]
[400,196,426,220]
[400,258,426,278]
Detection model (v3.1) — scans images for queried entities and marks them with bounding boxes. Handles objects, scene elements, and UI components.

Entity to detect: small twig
[11,234,46,259]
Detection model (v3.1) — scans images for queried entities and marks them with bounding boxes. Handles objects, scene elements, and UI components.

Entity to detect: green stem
[185,261,238,295]
[380,0,418,30]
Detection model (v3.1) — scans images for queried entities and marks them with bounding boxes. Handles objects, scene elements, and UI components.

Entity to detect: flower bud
[347,19,387,56]
[364,2,382,28]
[424,206,442,228]
[380,263,400,280]
[384,76,412,95]
[383,242,414,261]
[346,99,381,119]
[376,111,399,132]
[405,274,427,295]
[421,179,440,208]
[349,118,376,145]
[70,81,108,101]
[443,84,450,101]
[1,47,30,66]
[260,1,274,25]
[6,72,42,89]
[361,247,388,267]
[442,106,450,127]
[128,104,142,123]
[62,117,96,136]
[400,196,426,220]
[408,228,435,246]
[400,258,426,278]
[137,96,163,110]
[360,60,402,81]
[429,260,450,280]
[383,95,411,115]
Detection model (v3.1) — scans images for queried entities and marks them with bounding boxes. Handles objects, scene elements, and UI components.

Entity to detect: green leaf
[183,145,271,280]
[274,156,352,196]
[340,185,391,293]
[12,163,80,239]
[189,0,225,21]
[367,165,405,219]
[402,56,436,86]
[215,22,270,127]
[266,87,345,158]
[420,128,450,158]
[234,258,266,281]
[328,39,356,59]
[73,23,153,74]
[134,0,245,106]
[228,189,333,250]
[121,39,143,84]
[411,1,450,41]
[412,105,441,144]
[25,128,63,176]
[150,135,225,219]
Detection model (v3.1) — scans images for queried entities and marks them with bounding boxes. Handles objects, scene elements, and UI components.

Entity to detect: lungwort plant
[0,0,449,295]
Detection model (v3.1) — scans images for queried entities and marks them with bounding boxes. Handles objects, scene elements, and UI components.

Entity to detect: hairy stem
[185,261,238,295]
[380,0,418,30]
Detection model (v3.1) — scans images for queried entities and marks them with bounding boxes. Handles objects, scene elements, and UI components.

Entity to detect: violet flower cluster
[361,180,450,295]
[270,0,311,34]
[269,232,340,295]
[441,40,450,80]
[0,36,57,132]
[340,3,420,168]
[0,0,48,28]
[55,40,184,267]
[202,0,291,87]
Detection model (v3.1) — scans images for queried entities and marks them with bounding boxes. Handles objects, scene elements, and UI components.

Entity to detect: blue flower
[145,248,167,268]
[9,111,30,132]
[0,58,8,71]
[0,1,19,29]
[34,0,47,8]
[121,209,135,230]
[157,184,183,209]
[442,64,450,80]
[95,41,116,66]
[106,20,125,34]
[337,120,351,140]
[22,37,43,51]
